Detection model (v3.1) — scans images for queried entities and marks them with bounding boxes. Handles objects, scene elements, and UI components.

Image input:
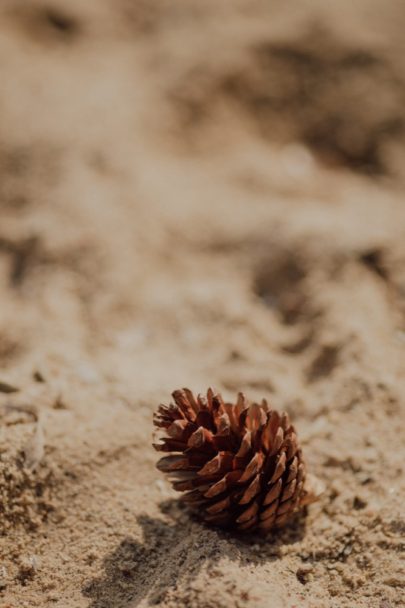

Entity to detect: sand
[0,1,404,606]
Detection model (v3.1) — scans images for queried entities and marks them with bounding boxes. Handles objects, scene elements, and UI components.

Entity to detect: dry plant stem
[153,388,320,533]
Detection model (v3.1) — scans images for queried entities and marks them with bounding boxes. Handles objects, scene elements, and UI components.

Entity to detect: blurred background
[1,1,404,607]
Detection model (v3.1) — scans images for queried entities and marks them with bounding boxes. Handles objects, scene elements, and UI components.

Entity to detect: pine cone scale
[205,469,243,498]
[206,495,232,514]
[188,426,212,449]
[153,388,318,533]
[156,455,197,472]
[263,478,282,506]
[269,452,287,483]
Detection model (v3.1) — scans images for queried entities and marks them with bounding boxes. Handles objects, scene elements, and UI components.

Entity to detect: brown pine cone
[153,388,319,533]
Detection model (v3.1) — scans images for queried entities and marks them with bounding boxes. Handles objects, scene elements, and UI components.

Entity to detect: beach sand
[0,1,404,606]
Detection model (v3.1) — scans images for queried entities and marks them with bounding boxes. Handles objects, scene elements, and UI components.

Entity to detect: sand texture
[0,1,404,607]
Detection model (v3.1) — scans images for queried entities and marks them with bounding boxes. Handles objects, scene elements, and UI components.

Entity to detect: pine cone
[153,388,318,533]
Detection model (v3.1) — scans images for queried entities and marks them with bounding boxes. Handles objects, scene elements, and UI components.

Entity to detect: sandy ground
[1,1,405,607]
